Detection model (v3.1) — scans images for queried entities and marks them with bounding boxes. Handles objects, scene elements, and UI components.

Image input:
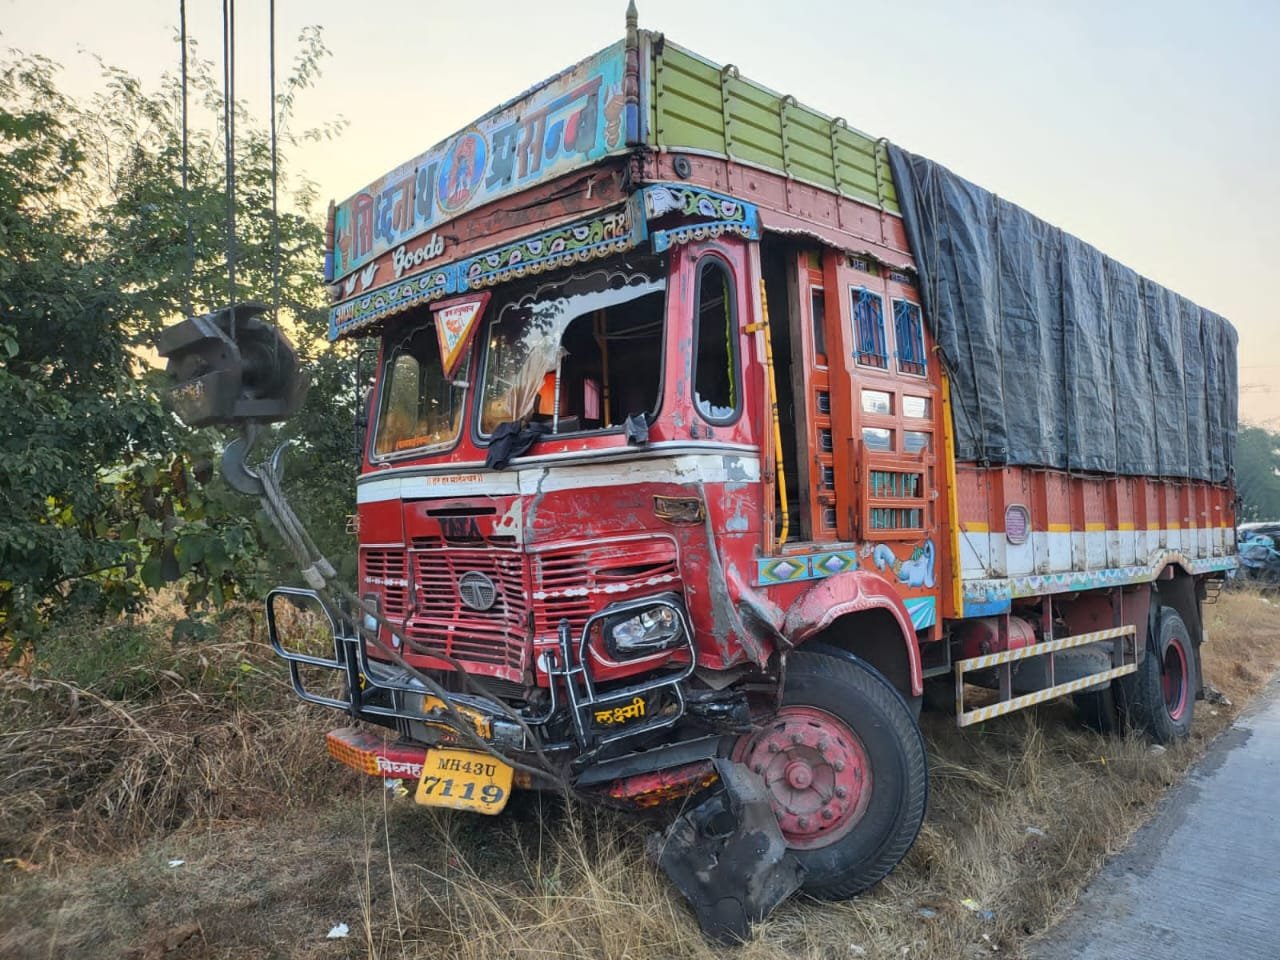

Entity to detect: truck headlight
[603,602,686,659]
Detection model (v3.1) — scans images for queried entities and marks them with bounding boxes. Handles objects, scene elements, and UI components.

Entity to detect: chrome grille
[534,540,681,639]
[405,546,530,679]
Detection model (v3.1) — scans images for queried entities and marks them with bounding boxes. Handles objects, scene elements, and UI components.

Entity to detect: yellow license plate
[414,747,513,815]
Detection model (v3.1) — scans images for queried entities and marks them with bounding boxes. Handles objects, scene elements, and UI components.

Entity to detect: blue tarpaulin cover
[887,147,1237,484]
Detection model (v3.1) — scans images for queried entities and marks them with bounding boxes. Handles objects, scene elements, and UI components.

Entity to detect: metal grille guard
[265,586,523,744]
[265,586,697,751]
[544,593,698,749]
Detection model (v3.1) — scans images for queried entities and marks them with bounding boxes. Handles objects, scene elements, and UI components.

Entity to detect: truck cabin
[351,213,944,692]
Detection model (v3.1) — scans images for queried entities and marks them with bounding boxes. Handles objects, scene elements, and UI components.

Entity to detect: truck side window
[810,286,827,365]
[852,287,887,369]
[893,299,926,376]
[693,257,739,423]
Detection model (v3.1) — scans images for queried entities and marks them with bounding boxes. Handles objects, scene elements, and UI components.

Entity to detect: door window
[852,288,887,369]
[693,257,739,423]
[893,299,927,376]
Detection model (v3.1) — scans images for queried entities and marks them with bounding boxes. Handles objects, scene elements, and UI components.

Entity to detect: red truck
[162,3,1237,937]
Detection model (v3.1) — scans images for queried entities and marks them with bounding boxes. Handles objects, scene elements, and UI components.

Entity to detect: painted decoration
[330,204,645,339]
[431,293,490,379]
[328,184,767,340]
[640,184,761,253]
[755,539,938,595]
[329,267,455,340]
[459,207,639,290]
[331,42,628,283]
[873,541,936,588]
[756,548,860,585]
[960,551,1238,618]
[903,597,937,630]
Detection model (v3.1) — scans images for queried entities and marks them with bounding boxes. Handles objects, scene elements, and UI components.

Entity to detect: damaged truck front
[160,4,1236,943]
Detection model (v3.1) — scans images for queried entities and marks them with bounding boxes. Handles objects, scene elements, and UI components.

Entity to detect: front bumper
[265,586,696,755]
[324,726,539,788]
[266,586,530,750]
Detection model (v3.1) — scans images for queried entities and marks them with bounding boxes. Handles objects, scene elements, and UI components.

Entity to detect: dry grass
[1,590,1278,959]
[0,606,348,867]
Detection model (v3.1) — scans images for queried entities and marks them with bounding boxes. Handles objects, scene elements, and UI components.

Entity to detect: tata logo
[458,572,498,612]
[440,516,481,541]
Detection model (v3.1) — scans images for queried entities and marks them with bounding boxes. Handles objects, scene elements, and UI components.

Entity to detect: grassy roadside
[2,590,1278,959]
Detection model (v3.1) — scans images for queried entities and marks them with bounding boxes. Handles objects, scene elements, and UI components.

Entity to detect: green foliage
[1236,426,1280,522]
[0,32,356,648]
[0,59,166,638]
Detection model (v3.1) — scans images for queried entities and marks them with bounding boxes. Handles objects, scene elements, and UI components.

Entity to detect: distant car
[1238,521,1280,542]
[1236,522,1280,586]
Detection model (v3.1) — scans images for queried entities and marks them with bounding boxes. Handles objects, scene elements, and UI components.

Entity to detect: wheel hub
[1162,636,1189,721]
[785,760,813,790]
[735,705,873,850]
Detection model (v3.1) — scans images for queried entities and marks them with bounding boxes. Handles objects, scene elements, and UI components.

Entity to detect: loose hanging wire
[222,0,237,333]
[179,0,194,318]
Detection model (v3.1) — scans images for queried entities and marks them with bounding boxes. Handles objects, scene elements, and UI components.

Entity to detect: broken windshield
[478,257,666,436]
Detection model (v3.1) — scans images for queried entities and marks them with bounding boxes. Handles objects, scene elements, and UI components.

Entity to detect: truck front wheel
[732,651,928,900]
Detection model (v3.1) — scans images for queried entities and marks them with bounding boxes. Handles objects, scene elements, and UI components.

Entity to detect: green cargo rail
[644,36,899,215]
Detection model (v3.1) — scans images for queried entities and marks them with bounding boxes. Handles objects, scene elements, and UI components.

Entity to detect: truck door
[790,251,839,540]
[822,250,941,563]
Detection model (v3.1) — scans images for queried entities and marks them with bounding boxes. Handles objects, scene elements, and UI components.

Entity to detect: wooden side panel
[952,464,1236,617]
[792,252,838,539]
[823,249,858,542]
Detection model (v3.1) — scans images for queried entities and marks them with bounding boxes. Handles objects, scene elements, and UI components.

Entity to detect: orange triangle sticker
[431,293,490,380]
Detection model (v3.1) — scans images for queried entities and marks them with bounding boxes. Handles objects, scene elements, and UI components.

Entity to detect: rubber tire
[1122,607,1197,744]
[769,651,928,901]
[1073,685,1120,735]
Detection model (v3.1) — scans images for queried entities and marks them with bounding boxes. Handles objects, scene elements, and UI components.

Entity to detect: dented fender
[781,571,923,697]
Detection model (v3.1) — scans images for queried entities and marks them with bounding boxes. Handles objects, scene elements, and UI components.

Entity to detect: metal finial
[626,0,638,35]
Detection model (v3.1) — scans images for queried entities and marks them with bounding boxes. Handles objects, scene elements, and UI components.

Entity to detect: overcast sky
[4,0,1277,423]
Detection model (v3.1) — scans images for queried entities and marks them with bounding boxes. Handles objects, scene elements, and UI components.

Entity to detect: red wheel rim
[1162,636,1190,722]
[733,705,873,850]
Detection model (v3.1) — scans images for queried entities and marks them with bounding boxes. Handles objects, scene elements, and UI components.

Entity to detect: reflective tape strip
[957,663,1138,727]
[956,625,1136,674]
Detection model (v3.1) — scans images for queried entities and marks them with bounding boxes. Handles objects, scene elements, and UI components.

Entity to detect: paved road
[1031,678,1280,960]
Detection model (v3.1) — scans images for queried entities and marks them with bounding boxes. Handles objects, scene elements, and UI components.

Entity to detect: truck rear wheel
[1124,607,1197,743]
[732,651,928,900]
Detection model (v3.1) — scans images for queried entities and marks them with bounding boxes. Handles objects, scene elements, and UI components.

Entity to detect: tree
[1235,425,1280,523]
[0,32,355,649]
[0,55,170,639]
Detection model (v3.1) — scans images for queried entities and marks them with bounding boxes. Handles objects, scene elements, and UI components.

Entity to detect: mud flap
[647,759,805,943]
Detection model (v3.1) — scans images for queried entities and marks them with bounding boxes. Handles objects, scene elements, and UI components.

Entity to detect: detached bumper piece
[649,760,804,944]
